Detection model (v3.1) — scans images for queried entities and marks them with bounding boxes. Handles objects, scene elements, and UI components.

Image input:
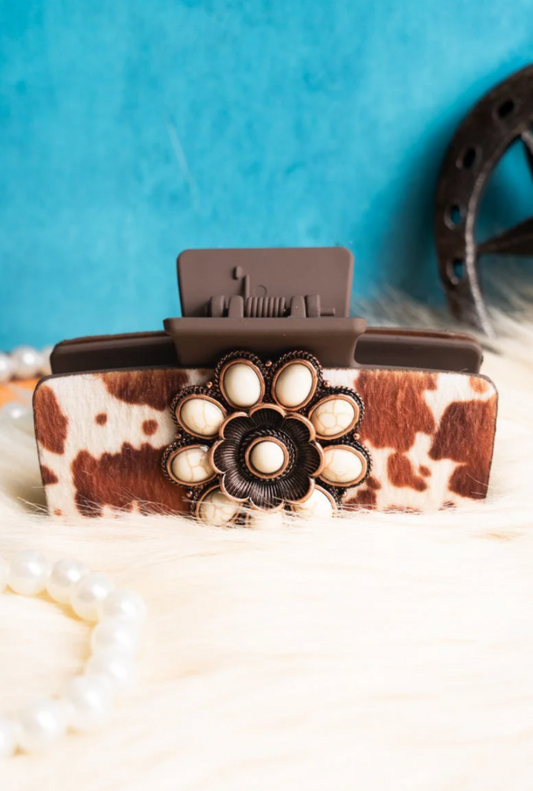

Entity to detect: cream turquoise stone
[222,362,263,407]
[291,488,335,519]
[198,489,239,526]
[249,440,286,475]
[274,362,315,408]
[310,396,358,438]
[170,446,214,484]
[321,446,366,486]
[179,397,225,437]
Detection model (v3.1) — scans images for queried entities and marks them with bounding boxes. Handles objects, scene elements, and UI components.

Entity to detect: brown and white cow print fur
[34,367,497,520]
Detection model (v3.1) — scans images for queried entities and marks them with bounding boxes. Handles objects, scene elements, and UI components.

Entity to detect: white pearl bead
[17,698,67,753]
[40,345,54,376]
[0,553,143,757]
[8,551,50,596]
[47,559,88,604]
[250,440,286,474]
[0,556,8,593]
[11,346,42,380]
[71,573,114,621]
[62,676,114,732]
[0,352,14,384]
[0,718,17,759]
[0,401,30,422]
[0,401,35,438]
[85,650,137,691]
[91,618,140,656]
[98,589,147,625]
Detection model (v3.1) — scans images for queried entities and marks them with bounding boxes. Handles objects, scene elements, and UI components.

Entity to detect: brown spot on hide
[41,465,58,485]
[95,413,107,425]
[34,385,69,454]
[101,370,190,411]
[54,508,62,516]
[71,443,188,517]
[366,475,381,490]
[387,453,427,491]
[419,465,431,477]
[345,486,377,509]
[355,370,436,452]
[429,396,497,499]
[142,419,158,436]
[469,377,489,394]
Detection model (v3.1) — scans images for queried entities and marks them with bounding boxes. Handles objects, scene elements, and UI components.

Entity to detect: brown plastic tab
[51,332,178,374]
[178,247,353,318]
[164,316,367,368]
[165,247,363,366]
[354,327,482,372]
[51,327,482,375]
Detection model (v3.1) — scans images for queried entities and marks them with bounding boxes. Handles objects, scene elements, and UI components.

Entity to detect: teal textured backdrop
[1,0,533,347]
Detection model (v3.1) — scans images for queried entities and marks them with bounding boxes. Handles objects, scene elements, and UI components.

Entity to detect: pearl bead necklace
[0,346,53,384]
[0,551,146,757]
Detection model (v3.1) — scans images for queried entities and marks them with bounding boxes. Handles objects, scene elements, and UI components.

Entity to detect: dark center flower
[210,404,324,510]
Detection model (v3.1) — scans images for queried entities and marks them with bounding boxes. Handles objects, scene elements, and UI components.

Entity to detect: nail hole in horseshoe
[447,258,465,285]
[456,146,479,170]
[445,204,464,229]
[496,98,515,119]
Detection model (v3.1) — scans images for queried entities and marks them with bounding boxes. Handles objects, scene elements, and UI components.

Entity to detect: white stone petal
[310,395,358,439]
[179,397,225,437]
[222,362,263,408]
[291,488,335,519]
[274,362,316,409]
[170,446,214,484]
[321,446,366,486]
[198,489,239,526]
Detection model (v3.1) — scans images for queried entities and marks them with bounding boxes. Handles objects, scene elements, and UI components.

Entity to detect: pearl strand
[0,346,53,384]
[0,551,146,757]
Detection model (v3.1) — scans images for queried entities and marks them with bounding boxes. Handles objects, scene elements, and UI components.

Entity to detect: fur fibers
[0,299,533,791]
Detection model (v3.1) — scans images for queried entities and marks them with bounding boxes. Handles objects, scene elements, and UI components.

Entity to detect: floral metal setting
[162,351,371,525]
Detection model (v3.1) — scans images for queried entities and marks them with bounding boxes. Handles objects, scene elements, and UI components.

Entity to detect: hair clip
[34,248,498,523]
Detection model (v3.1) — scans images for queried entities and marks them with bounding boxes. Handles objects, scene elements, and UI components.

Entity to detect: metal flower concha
[162,351,371,525]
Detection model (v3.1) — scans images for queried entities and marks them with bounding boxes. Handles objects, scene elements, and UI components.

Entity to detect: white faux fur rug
[1,301,533,791]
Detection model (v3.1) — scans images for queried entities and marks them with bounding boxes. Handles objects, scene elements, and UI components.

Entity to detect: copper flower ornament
[162,351,370,525]
[211,403,324,509]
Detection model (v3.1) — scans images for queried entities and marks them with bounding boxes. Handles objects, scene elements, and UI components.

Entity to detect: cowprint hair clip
[34,248,498,523]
